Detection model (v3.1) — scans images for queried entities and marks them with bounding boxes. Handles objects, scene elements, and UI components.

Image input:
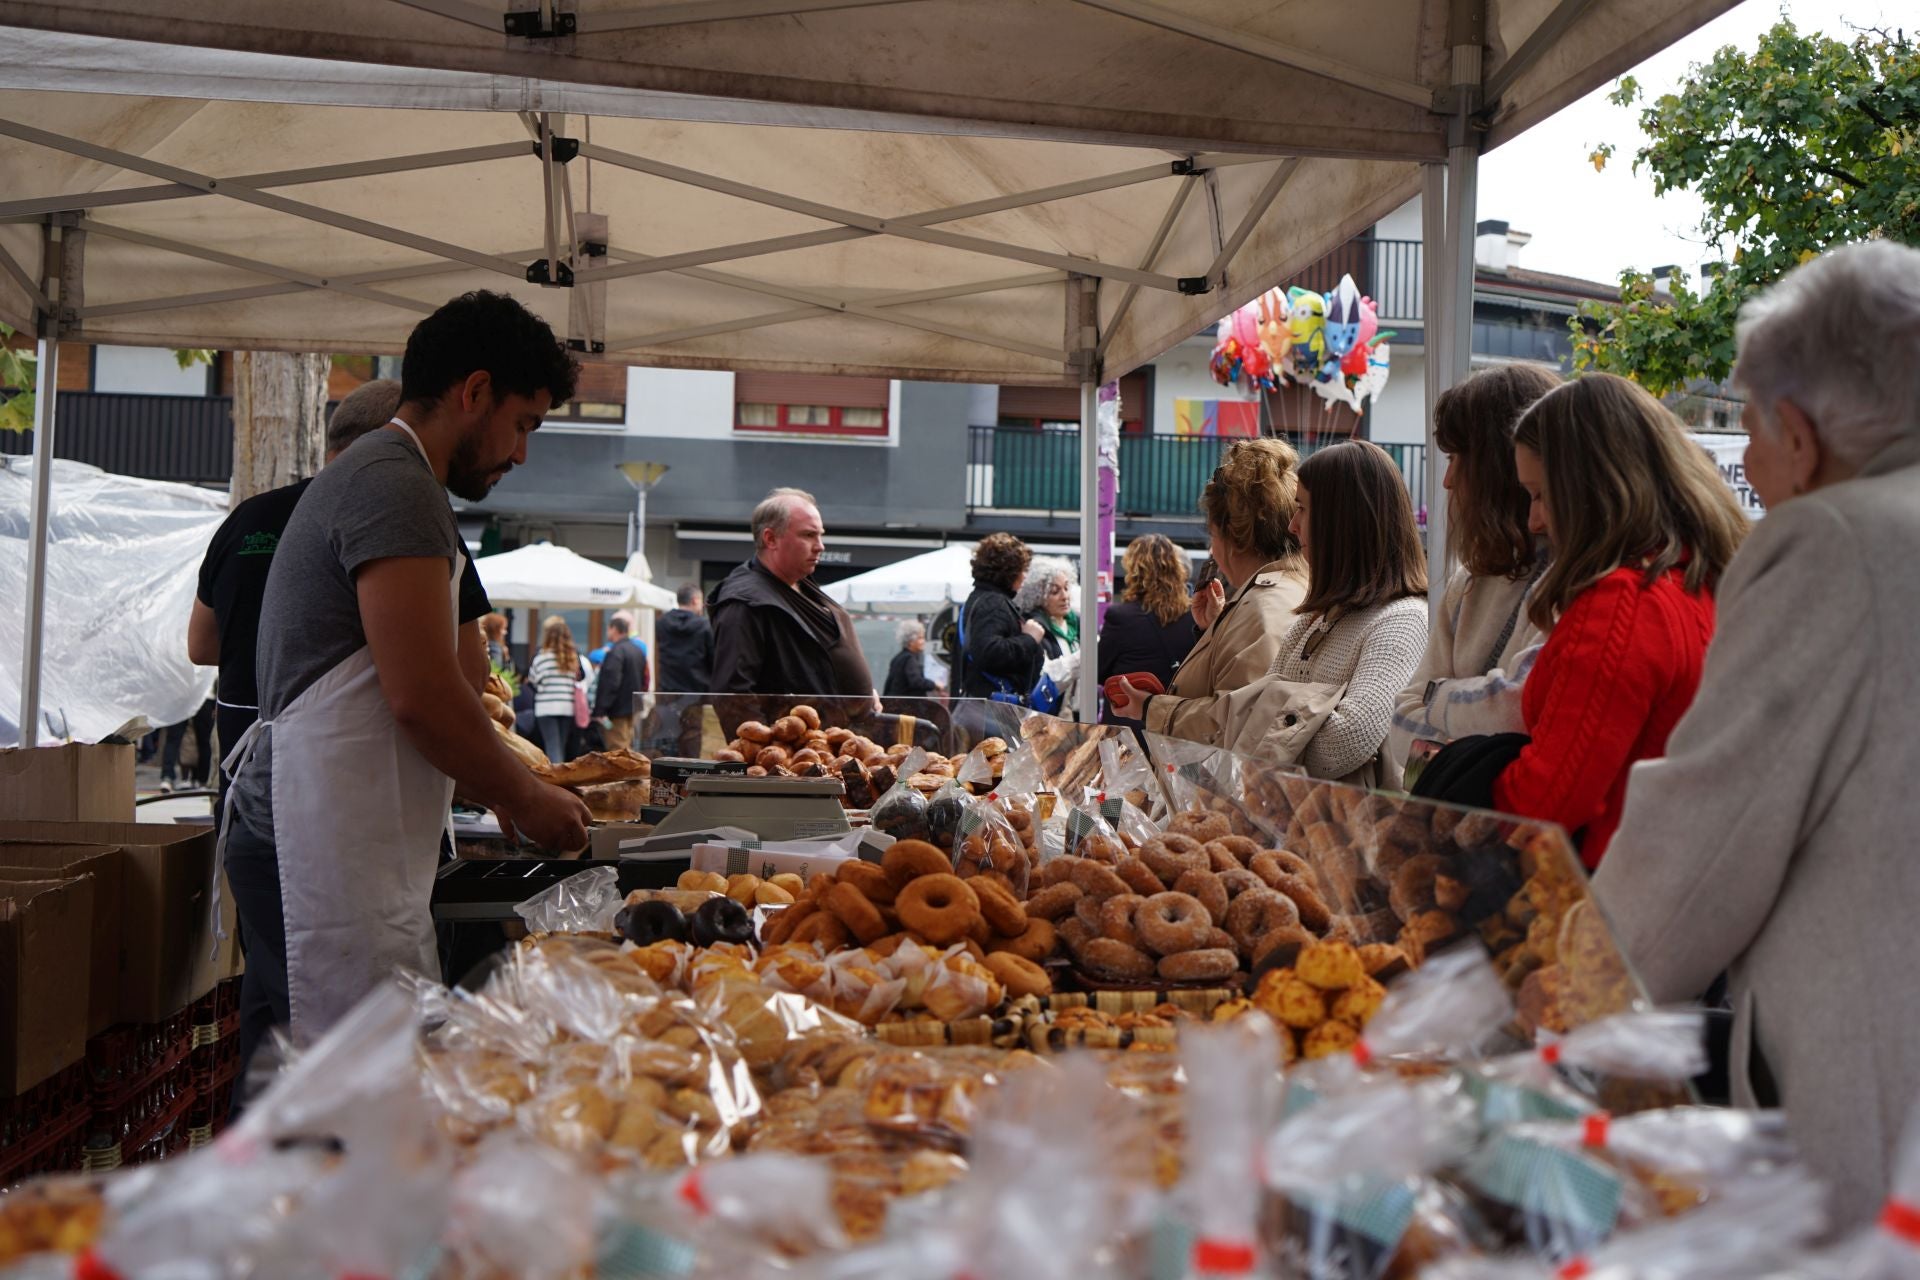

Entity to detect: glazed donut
[988,916,1057,963]
[755,745,790,770]
[1157,947,1240,983]
[1169,811,1232,844]
[1024,881,1084,921]
[1217,867,1266,900]
[1068,859,1132,901]
[1224,890,1301,956]
[824,882,890,945]
[971,876,1028,937]
[791,911,853,950]
[984,951,1053,999]
[1097,893,1148,948]
[736,720,775,745]
[1205,844,1243,873]
[1172,868,1230,927]
[790,704,822,731]
[1114,857,1166,898]
[895,873,981,946]
[1135,892,1214,957]
[836,859,897,905]
[1250,848,1314,888]
[883,839,954,890]
[771,715,807,743]
[1139,838,1208,886]
[1207,835,1264,866]
[1078,937,1157,982]
[1267,871,1333,933]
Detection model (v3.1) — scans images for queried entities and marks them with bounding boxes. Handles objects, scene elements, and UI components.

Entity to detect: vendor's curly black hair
[971,531,1032,594]
[400,290,578,411]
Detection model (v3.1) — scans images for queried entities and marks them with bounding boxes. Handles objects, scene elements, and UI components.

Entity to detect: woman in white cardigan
[1112,440,1429,788]
[1592,242,1920,1228]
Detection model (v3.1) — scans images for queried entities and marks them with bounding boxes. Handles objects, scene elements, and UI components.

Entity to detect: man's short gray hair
[326,378,402,457]
[896,619,925,648]
[609,609,634,636]
[1736,240,1920,469]
[676,581,702,607]
[750,487,818,549]
[1013,555,1077,616]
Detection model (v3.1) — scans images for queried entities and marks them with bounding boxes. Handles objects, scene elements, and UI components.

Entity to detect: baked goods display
[533,747,653,790]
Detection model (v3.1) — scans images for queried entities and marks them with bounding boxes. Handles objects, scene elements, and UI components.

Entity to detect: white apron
[219,418,460,1047]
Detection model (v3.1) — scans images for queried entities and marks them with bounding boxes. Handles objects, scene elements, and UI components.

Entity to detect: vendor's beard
[447,434,508,500]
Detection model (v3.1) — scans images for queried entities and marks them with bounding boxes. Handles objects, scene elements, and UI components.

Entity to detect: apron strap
[210,714,272,961]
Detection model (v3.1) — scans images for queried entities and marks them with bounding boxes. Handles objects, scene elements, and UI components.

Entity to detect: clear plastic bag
[441,1129,604,1280]
[1097,734,1162,817]
[1467,1010,1708,1126]
[926,776,971,853]
[1180,1017,1285,1277]
[1292,946,1514,1099]
[1062,799,1128,863]
[515,864,623,934]
[952,794,1032,895]
[869,747,933,842]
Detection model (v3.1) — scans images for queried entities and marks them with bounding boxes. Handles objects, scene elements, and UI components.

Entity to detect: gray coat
[1592,431,1920,1228]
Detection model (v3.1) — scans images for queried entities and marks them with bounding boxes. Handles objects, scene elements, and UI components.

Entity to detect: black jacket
[1095,602,1199,722]
[884,647,938,698]
[709,559,875,697]
[957,583,1041,700]
[592,636,648,718]
[656,607,715,693]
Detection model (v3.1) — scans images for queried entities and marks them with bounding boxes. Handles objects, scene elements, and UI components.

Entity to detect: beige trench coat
[1145,559,1307,743]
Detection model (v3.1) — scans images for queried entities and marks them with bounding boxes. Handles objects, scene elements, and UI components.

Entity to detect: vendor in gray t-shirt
[224,290,591,1060]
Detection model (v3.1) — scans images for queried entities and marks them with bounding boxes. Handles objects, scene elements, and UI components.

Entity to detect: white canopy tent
[0,0,1738,735]
[822,542,975,611]
[474,540,676,610]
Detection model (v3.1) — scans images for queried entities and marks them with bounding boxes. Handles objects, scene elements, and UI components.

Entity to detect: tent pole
[1076,376,1100,724]
[1421,165,1450,613]
[18,231,61,747]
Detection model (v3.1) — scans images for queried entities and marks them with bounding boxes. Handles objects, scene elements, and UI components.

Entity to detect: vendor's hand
[1108,677,1148,721]
[496,779,591,853]
[1192,579,1226,631]
[1020,618,1047,642]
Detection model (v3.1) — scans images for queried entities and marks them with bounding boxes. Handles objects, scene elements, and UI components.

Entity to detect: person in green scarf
[1014,554,1081,663]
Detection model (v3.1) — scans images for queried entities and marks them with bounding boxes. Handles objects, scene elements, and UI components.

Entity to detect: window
[548,359,628,424]
[734,373,890,437]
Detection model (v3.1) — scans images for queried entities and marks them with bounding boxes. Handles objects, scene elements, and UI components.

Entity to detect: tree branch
[1811,161,1867,189]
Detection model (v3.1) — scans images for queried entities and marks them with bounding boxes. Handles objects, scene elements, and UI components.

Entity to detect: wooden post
[230,350,329,506]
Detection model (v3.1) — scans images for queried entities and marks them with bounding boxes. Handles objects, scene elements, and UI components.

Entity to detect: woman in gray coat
[1592,240,1920,1228]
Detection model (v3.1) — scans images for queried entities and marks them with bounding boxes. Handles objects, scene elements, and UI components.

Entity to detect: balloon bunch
[1208,272,1394,412]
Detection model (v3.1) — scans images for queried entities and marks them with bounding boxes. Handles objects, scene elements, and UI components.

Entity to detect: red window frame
[733,402,890,437]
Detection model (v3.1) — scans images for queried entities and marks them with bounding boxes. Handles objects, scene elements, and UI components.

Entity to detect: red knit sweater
[1492,565,1717,869]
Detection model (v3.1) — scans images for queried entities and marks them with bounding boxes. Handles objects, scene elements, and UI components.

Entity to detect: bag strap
[1483,557,1549,675]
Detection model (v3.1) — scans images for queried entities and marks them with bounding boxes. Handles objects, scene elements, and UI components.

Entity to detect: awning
[474,540,673,610]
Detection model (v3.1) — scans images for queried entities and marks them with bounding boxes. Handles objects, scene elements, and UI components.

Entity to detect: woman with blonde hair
[1490,372,1748,867]
[1096,534,1198,723]
[1139,437,1308,739]
[526,615,585,763]
[1393,363,1560,764]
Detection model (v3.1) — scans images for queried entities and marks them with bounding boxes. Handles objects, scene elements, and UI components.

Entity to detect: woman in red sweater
[1493,374,1749,867]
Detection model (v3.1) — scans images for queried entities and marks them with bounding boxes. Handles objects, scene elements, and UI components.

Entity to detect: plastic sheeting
[0,455,223,746]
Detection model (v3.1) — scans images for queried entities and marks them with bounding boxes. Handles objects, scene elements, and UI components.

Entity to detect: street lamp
[616,460,669,560]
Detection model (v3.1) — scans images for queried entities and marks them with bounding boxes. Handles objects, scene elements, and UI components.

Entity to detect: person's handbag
[572,678,592,729]
[1217,677,1347,769]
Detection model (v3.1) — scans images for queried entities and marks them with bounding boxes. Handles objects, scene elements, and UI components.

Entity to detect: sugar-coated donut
[1072,895,1107,934]
[1097,893,1147,948]
[1173,868,1230,927]
[1207,835,1263,866]
[1224,890,1301,956]
[970,875,1028,937]
[988,916,1058,963]
[836,859,897,905]
[1114,857,1166,897]
[824,882,890,945]
[1250,924,1315,974]
[883,839,954,890]
[1057,917,1095,954]
[1267,871,1333,933]
[791,911,852,950]
[984,951,1053,999]
[1169,811,1232,844]
[1217,867,1265,900]
[895,873,981,946]
[1157,947,1239,983]
[1206,844,1243,873]
[1250,849,1314,887]
[1135,892,1214,957]
[1024,881,1083,921]
[1078,937,1157,982]
[1140,838,1208,885]
[1068,859,1132,901]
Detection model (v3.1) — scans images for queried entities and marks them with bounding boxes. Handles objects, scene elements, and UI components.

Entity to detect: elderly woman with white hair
[882,619,940,700]
[1013,555,1083,715]
[1593,240,1920,1227]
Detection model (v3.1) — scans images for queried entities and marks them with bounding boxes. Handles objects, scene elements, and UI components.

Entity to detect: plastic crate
[0,1061,88,1150]
[86,1011,191,1112]
[0,1089,90,1190]
[80,1080,196,1172]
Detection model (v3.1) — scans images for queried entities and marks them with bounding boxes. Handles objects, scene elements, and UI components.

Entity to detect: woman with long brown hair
[1096,534,1199,723]
[1393,364,1560,764]
[1114,441,1429,787]
[526,615,585,763]
[1491,372,1748,867]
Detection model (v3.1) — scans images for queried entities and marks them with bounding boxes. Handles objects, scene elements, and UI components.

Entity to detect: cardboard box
[0,744,135,823]
[0,820,227,1023]
[0,876,93,1094]
[0,844,122,1036]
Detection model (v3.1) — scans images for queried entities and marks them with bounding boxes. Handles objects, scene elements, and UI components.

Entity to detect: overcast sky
[1477,0,1907,285]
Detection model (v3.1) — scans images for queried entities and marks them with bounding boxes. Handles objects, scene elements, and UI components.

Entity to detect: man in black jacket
[657,582,715,692]
[592,612,649,750]
[709,488,875,698]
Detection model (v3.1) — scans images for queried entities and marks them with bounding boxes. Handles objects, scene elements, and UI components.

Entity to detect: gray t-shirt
[231,429,460,839]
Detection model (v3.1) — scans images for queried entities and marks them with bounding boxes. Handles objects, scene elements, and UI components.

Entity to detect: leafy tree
[0,324,37,432]
[1573,20,1920,394]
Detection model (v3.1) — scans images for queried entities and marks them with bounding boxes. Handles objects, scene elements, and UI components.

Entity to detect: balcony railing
[1368,238,1422,324]
[967,425,1428,523]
